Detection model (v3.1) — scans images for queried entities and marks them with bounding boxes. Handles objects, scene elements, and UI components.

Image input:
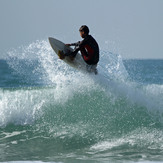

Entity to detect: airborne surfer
[59,25,99,74]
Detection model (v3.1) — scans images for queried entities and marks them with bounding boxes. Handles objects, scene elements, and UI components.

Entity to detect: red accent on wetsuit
[80,45,94,62]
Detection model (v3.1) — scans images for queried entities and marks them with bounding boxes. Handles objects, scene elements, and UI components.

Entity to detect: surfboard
[48,37,87,72]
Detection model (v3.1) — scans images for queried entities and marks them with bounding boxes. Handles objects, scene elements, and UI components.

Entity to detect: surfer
[63,25,99,74]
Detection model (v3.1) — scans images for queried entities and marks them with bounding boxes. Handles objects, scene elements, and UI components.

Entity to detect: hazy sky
[0,0,163,59]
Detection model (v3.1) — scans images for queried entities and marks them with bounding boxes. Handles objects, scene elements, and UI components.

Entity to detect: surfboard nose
[48,37,53,42]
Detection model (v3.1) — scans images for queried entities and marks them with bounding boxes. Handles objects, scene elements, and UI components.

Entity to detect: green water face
[0,89,163,162]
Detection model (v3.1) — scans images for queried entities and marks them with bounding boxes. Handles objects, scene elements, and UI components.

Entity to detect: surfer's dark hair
[79,25,89,35]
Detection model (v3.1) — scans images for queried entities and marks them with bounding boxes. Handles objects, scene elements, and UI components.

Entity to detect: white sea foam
[0,39,162,127]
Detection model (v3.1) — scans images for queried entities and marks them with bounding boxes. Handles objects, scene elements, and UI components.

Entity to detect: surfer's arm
[67,41,85,56]
[66,41,80,47]
[65,40,86,56]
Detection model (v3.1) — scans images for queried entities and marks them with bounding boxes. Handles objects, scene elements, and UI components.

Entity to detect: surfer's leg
[65,50,78,57]
[58,50,77,60]
[86,64,98,74]
[64,51,78,61]
[94,66,98,75]
[92,64,98,75]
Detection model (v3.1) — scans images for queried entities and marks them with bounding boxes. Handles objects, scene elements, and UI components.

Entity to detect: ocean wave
[0,39,163,161]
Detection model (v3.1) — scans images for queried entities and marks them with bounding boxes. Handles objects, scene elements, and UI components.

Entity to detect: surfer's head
[79,25,89,38]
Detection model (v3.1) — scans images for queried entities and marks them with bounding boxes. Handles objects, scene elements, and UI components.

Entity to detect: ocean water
[0,40,163,163]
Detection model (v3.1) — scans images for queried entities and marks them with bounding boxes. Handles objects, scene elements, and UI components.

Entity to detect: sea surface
[0,40,163,163]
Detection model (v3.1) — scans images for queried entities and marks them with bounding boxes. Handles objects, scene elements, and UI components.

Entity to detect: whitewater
[0,39,163,163]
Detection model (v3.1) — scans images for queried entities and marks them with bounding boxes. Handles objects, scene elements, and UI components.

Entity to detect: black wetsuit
[69,35,99,65]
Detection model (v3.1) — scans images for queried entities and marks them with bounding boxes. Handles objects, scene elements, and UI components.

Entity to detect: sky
[0,0,163,59]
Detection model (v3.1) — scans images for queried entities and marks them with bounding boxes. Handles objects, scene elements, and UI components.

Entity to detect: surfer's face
[80,31,86,38]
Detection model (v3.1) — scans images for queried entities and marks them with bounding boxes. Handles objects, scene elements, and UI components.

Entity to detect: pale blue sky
[0,0,163,59]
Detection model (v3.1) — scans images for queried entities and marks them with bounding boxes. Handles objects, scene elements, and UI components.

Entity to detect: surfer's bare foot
[58,50,65,60]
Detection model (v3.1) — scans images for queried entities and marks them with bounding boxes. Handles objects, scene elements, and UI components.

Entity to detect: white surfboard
[48,37,88,72]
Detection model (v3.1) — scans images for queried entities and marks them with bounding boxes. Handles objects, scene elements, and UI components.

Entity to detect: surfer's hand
[65,44,71,46]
